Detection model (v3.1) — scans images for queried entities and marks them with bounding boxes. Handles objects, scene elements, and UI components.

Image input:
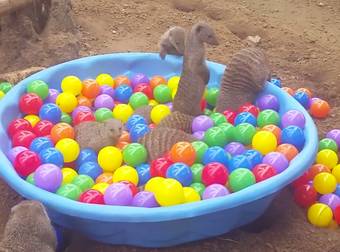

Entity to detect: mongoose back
[159,26,186,59]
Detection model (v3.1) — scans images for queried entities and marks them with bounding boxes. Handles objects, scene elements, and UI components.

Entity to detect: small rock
[318,2,325,6]
[245,35,262,45]
[172,0,203,12]
[111,30,117,34]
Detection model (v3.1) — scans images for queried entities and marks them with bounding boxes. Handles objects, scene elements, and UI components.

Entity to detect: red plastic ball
[334,205,340,224]
[150,157,173,177]
[19,93,43,115]
[291,171,310,189]
[14,150,41,177]
[73,111,95,125]
[253,164,277,182]
[293,184,317,208]
[223,110,236,124]
[121,181,138,196]
[33,120,54,137]
[133,83,153,99]
[238,103,259,117]
[12,130,37,148]
[79,189,104,204]
[200,99,207,112]
[149,123,156,129]
[7,119,33,138]
[202,162,228,186]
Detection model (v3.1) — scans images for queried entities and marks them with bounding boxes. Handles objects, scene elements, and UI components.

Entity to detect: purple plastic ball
[132,191,159,207]
[319,193,340,211]
[46,89,60,103]
[104,183,133,206]
[166,102,173,111]
[71,106,92,119]
[192,115,214,132]
[100,85,115,97]
[281,110,306,128]
[192,131,205,140]
[203,184,229,200]
[94,94,114,109]
[131,73,149,88]
[34,164,62,192]
[263,152,289,173]
[7,146,28,163]
[224,142,246,156]
[256,94,280,111]
[326,129,340,146]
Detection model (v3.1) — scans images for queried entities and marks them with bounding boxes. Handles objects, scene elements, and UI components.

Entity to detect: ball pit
[0,53,318,247]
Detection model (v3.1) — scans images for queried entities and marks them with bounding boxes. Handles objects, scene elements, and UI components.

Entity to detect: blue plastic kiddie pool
[0,53,318,247]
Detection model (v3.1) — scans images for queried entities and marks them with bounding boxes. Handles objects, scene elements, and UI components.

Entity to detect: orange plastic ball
[150,76,166,90]
[77,95,92,107]
[82,79,100,99]
[170,141,196,166]
[116,141,130,150]
[295,88,312,98]
[282,86,294,96]
[50,123,75,142]
[95,172,113,184]
[310,99,330,119]
[115,75,131,87]
[276,143,298,161]
[308,164,331,180]
[118,131,131,143]
[262,124,281,143]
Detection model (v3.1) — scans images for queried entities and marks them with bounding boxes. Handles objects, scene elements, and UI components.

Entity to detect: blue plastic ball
[166,162,193,186]
[130,124,150,142]
[114,84,133,103]
[281,125,305,150]
[78,161,103,180]
[39,103,62,124]
[202,146,231,167]
[271,78,282,88]
[234,112,257,126]
[293,91,310,109]
[76,148,97,167]
[229,154,252,172]
[244,149,263,168]
[39,147,64,167]
[136,163,151,186]
[30,137,53,153]
[334,184,340,197]
[126,115,147,131]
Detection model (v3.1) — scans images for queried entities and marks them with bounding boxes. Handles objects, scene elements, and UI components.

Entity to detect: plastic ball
[136,163,151,186]
[92,182,109,194]
[112,165,139,186]
[205,87,219,107]
[234,123,256,146]
[150,104,171,124]
[252,131,277,155]
[94,94,114,110]
[129,92,149,109]
[253,163,277,182]
[33,120,53,137]
[72,106,92,119]
[319,193,340,211]
[114,85,133,103]
[313,172,337,194]
[7,146,28,163]
[24,115,40,127]
[96,73,115,87]
[183,187,201,203]
[153,84,171,103]
[170,142,196,166]
[112,104,134,123]
[46,89,59,103]
[14,150,41,177]
[307,203,333,227]
[12,130,37,148]
[281,110,306,128]
[293,91,310,109]
[104,182,133,206]
[229,155,252,171]
[39,103,62,124]
[131,73,149,88]
[309,164,331,179]
[79,189,104,204]
[234,112,257,126]
[271,78,282,87]
[319,138,338,152]
[126,115,147,131]
[39,147,64,167]
[76,148,97,167]
[202,146,230,167]
[293,184,318,208]
[190,182,206,196]
[262,124,281,143]
[50,123,75,143]
[34,164,62,192]
[153,178,184,206]
[292,171,310,189]
[100,85,115,97]
[129,124,150,142]
[238,103,259,117]
[55,138,80,163]
[192,115,214,132]
[167,76,180,92]
[134,83,153,99]
[61,112,72,124]
[228,168,255,192]
[95,172,113,184]
[150,76,166,90]
[150,157,173,177]
[281,125,305,150]
[30,137,53,153]
[332,164,340,183]
[73,111,95,125]
[192,131,204,140]
[26,80,49,100]
[263,152,289,173]
[56,184,82,200]
[8,118,33,138]
[145,177,165,193]
[204,126,227,147]
[115,75,131,86]
[98,146,122,172]
[244,149,263,167]
[72,174,94,191]
[256,94,279,111]
[166,162,193,186]
[224,142,245,156]
[61,167,78,185]
[78,162,103,180]
[316,149,338,169]
[191,141,209,163]
[94,108,113,122]
[132,191,159,207]
[19,93,43,114]
[191,163,204,183]
[326,129,340,146]
[210,112,227,126]
[218,123,235,143]
[257,109,280,127]
[276,143,298,161]
[0,81,13,94]
[296,87,312,98]
[122,143,147,166]
[81,79,100,99]
[282,86,294,95]
[26,173,35,184]
[149,99,158,106]
[202,184,229,200]
[202,162,228,186]
[223,110,236,124]
[61,75,82,95]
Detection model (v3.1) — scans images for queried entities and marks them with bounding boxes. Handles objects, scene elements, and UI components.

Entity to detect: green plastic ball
[61,112,72,124]
[204,109,212,116]
[204,126,227,147]
[27,80,49,99]
[56,184,82,200]
[122,143,148,166]
[26,173,35,185]
[0,82,13,94]
[153,84,172,103]
[319,138,338,152]
[129,92,149,109]
[205,87,219,107]
[190,182,205,196]
[234,123,256,145]
[191,163,204,183]
[218,123,235,143]
[257,109,280,127]
[192,141,209,163]
[210,112,227,126]
[72,175,94,192]
[95,108,113,122]
[229,168,255,192]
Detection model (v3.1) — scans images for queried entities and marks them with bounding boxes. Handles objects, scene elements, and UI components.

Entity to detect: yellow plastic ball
[150,104,171,124]
[144,177,165,193]
[183,187,200,203]
[313,172,337,194]
[61,167,78,186]
[153,178,184,206]
[332,164,340,183]
[149,99,159,106]
[307,203,333,227]
[61,75,82,95]
[316,149,338,169]
[112,104,133,123]
[112,165,139,186]
[92,182,110,194]
[0,91,5,100]
[167,76,180,92]
[24,115,40,127]
[172,88,178,99]
[98,146,122,172]
[55,138,80,163]
[252,131,277,155]
[56,92,78,113]
[96,73,115,87]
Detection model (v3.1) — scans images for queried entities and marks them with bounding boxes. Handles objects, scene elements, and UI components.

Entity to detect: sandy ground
[1,0,340,251]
